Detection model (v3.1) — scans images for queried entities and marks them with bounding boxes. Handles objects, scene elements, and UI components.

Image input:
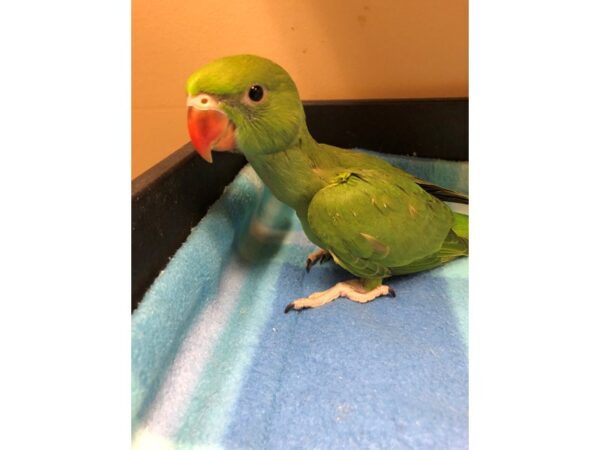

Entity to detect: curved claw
[305,258,312,273]
[284,302,309,314]
[306,249,332,273]
[387,287,396,298]
[319,253,332,265]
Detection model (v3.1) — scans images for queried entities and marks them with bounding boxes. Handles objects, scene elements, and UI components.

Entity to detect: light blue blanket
[132,151,469,449]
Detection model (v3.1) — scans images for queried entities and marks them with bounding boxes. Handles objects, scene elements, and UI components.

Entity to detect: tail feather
[415,179,469,205]
[452,212,469,241]
[390,213,468,275]
[444,212,469,259]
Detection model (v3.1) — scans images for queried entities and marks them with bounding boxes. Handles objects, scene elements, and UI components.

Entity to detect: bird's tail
[452,212,469,241]
[444,212,469,258]
[389,212,468,275]
[432,212,469,263]
[415,179,469,205]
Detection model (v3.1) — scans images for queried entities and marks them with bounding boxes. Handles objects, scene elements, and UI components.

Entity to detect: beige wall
[132,0,468,178]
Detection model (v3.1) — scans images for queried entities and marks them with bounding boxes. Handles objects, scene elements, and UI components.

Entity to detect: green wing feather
[306,169,457,279]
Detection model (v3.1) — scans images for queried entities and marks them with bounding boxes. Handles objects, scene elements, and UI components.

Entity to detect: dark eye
[248,85,264,102]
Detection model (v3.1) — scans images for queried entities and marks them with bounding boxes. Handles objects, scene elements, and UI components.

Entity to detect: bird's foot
[284,279,395,313]
[305,248,332,272]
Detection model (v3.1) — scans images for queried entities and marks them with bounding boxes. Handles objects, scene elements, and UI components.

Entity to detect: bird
[185,54,468,313]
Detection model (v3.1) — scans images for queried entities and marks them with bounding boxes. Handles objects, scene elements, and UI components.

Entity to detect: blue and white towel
[132,151,469,450]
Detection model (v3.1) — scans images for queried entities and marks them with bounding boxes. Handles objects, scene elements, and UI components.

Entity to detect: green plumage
[186,55,468,288]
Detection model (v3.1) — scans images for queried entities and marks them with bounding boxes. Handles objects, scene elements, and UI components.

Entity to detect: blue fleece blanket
[132,151,469,450]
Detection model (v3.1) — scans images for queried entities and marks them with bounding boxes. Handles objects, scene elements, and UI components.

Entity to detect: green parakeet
[186,55,468,312]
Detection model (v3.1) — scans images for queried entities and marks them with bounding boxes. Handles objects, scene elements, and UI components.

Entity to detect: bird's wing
[306,170,454,279]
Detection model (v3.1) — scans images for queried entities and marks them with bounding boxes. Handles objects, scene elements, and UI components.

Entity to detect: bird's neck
[244,128,328,211]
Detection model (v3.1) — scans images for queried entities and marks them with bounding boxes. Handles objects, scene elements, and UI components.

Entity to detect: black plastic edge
[303,98,468,161]
[132,149,247,311]
[132,98,468,311]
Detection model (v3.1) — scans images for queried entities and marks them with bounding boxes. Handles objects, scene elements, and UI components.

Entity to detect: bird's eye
[248,85,264,102]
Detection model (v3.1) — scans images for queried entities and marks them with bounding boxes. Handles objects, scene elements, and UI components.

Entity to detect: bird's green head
[186,54,305,162]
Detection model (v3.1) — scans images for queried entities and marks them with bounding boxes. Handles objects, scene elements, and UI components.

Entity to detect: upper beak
[186,94,236,163]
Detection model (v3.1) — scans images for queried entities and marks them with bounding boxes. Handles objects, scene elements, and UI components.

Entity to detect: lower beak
[187,107,237,163]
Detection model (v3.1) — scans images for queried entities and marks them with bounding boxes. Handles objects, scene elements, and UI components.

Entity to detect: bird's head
[186,54,305,162]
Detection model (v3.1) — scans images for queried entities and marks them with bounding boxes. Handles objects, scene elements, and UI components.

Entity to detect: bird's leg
[305,248,332,272]
[284,278,395,313]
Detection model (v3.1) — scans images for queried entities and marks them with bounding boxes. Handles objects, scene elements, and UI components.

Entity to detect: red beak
[187,107,236,163]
